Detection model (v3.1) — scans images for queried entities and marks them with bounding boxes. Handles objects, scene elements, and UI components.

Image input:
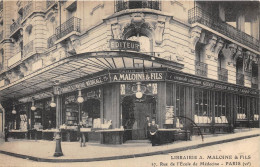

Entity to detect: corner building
[0,0,259,144]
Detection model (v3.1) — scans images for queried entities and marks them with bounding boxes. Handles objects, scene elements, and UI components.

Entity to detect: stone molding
[203,34,217,60]
[109,13,167,46]
[189,26,202,53]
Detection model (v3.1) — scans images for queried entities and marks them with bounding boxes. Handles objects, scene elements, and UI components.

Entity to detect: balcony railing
[188,7,260,52]
[55,16,81,40]
[46,0,56,9]
[115,0,161,12]
[218,67,228,82]
[236,73,244,86]
[47,35,57,48]
[251,77,258,89]
[23,2,33,20]
[195,61,208,77]
[0,30,3,41]
[23,41,34,56]
[10,16,23,35]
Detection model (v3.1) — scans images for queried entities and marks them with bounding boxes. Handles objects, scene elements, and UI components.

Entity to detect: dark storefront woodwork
[4,67,260,143]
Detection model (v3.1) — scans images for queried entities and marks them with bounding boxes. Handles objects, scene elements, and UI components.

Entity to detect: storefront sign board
[109,39,140,52]
[167,72,258,96]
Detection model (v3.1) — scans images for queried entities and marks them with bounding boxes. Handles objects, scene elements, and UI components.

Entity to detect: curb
[0,134,259,162]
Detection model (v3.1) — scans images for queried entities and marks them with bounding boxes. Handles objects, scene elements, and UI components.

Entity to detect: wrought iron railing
[195,61,207,77]
[47,34,57,48]
[251,77,258,89]
[0,1,3,11]
[23,40,34,56]
[10,16,23,35]
[236,72,244,86]
[46,0,56,9]
[0,30,3,41]
[188,6,260,52]
[218,67,228,82]
[55,16,81,39]
[115,0,161,12]
[23,2,33,20]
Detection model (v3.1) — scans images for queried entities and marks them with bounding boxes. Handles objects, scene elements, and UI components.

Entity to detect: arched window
[128,35,151,53]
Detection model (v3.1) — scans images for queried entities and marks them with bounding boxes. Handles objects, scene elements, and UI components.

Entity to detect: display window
[82,99,101,128]
[250,97,259,121]
[33,102,43,130]
[214,92,229,124]
[64,95,79,126]
[235,95,248,120]
[194,88,212,124]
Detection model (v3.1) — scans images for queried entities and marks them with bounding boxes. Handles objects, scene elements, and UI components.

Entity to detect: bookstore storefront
[5,67,259,144]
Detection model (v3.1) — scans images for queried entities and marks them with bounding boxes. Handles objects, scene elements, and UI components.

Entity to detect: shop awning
[0,51,184,101]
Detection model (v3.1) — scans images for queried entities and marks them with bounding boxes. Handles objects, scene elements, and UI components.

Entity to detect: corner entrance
[122,95,156,141]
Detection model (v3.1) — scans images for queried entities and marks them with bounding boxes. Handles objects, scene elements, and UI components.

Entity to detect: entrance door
[132,102,153,140]
[122,95,156,141]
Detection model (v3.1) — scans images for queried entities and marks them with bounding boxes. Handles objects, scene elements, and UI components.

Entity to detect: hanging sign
[109,39,140,52]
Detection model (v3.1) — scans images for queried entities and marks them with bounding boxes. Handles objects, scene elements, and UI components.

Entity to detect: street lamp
[50,94,56,108]
[11,105,16,115]
[77,89,84,103]
[135,82,143,99]
[31,99,36,111]
[53,81,63,157]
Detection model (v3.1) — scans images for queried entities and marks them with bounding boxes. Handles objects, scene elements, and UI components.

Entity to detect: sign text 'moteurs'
[109,39,140,52]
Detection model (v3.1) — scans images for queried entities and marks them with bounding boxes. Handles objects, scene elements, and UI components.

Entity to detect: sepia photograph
[0,0,259,166]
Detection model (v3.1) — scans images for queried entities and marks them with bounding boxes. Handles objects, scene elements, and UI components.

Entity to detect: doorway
[122,95,156,141]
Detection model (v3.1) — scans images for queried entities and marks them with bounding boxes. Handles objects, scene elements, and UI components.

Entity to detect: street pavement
[0,136,259,167]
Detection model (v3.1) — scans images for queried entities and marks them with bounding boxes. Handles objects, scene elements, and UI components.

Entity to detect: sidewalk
[0,128,259,162]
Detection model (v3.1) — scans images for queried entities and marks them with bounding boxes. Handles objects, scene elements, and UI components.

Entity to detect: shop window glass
[32,102,43,130]
[236,95,247,120]
[64,96,79,126]
[82,99,100,128]
[215,92,228,123]
[250,98,259,121]
[175,85,185,127]
[194,88,212,124]
[44,100,56,129]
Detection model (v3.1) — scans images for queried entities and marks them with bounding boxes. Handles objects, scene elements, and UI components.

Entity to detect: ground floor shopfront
[4,67,260,144]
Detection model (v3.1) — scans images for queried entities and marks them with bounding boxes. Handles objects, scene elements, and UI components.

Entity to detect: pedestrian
[4,125,8,142]
[144,116,150,139]
[149,118,159,146]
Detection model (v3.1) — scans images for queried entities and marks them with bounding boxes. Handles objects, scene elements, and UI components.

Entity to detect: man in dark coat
[144,116,150,139]
[149,118,158,146]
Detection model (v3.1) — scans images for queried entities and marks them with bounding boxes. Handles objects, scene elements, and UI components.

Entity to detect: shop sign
[60,82,86,94]
[109,39,140,52]
[85,75,109,87]
[167,72,259,96]
[111,72,165,82]
[60,75,109,94]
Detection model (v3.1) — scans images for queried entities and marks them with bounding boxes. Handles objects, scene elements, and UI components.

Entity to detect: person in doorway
[149,118,159,146]
[144,116,150,139]
[4,125,9,142]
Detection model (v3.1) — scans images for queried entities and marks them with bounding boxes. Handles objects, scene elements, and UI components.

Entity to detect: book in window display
[65,103,78,126]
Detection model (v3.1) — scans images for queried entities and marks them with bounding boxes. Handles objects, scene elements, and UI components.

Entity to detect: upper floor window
[128,35,151,53]
[115,0,161,13]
